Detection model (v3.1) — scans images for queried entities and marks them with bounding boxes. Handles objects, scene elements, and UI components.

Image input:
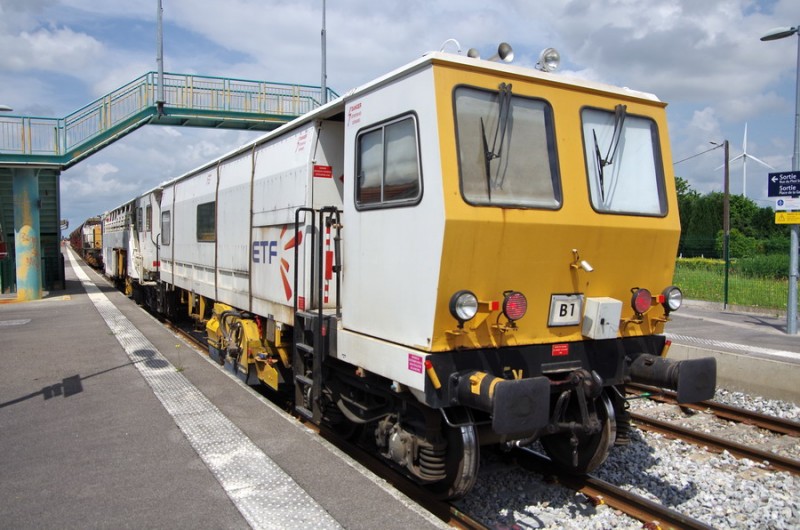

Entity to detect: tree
[716,228,759,258]
[675,178,789,258]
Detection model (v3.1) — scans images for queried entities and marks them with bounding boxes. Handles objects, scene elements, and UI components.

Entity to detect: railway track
[510,447,714,530]
[626,384,800,437]
[627,384,800,476]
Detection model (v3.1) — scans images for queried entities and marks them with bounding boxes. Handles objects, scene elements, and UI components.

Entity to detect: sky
[2,0,800,233]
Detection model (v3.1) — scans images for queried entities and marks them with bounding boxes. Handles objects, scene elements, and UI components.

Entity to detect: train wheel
[540,392,616,473]
[425,417,480,500]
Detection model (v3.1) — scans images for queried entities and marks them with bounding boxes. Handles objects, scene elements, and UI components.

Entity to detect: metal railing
[0,72,336,163]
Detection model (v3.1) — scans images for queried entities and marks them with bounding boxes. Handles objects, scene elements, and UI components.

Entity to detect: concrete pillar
[12,168,42,300]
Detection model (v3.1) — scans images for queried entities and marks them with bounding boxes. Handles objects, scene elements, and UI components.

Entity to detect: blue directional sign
[768,171,800,197]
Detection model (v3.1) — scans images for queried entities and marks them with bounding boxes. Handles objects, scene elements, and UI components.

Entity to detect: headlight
[450,290,479,326]
[536,47,560,72]
[631,288,652,315]
[502,291,527,322]
[661,286,683,313]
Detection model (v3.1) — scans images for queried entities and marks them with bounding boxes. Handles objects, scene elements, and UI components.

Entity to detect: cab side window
[356,115,421,208]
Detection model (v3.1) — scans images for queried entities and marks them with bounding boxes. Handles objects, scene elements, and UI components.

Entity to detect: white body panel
[341,67,444,350]
[132,192,162,283]
[102,202,133,279]
[171,167,218,300]
[216,153,252,309]
[337,329,426,391]
[160,185,175,285]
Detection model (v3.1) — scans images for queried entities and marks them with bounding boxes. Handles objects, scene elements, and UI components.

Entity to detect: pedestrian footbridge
[0,72,335,168]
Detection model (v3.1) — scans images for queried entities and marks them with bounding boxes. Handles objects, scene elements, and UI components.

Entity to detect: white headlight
[662,286,683,312]
[450,290,479,324]
[536,47,560,72]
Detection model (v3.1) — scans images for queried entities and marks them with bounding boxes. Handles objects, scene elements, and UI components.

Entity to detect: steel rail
[630,412,800,476]
[513,447,713,530]
[626,384,800,437]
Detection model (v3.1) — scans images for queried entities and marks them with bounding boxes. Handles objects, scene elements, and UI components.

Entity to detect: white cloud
[61,161,138,201]
[0,26,104,73]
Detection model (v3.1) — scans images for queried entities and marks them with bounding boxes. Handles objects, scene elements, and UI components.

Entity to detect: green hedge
[676,255,789,280]
[733,254,789,280]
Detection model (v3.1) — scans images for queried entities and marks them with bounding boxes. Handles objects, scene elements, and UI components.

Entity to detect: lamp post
[156,0,165,113]
[0,105,12,112]
[761,25,799,335]
[321,0,327,105]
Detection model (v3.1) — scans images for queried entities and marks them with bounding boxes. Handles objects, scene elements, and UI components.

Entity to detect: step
[296,343,315,354]
[295,405,313,420]
[295,374,313,387]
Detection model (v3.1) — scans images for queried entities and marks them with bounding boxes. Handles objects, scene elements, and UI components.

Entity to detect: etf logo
[253,241,278,264]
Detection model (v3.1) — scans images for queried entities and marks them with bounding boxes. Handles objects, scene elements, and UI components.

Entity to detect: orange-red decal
[552,343,569,357]
[284,231,303,251]
[313,165,333,178]
[325,251,333,280]
[280,267,292,301]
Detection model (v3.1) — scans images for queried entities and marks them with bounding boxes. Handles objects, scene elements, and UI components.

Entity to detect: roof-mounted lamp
[489,42,514,63]
[536,47,561,72]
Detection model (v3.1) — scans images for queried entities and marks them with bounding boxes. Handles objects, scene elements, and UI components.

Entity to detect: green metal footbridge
[0,72,335,298]
[0,71,336,168]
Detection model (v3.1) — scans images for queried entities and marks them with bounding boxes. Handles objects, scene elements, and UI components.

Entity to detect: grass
[673,265,789,310]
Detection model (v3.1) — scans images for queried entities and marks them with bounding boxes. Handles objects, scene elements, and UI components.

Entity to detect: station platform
[0,248,445,529]
[664,300,800,403]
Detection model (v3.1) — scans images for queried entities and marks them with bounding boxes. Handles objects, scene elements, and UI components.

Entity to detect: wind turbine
[729,123,773,198]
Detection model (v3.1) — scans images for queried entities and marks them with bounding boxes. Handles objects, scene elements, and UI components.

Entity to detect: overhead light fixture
[536,48,560,72]
[489,42,514,63]
[0,105,13,112]
[760,26,798,41]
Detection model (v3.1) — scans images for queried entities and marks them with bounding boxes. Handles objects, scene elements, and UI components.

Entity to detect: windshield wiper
[481,83,513,199]
[481,117,493,200]
[592,129,605,202]
[604,104,627,165]
[592,104,627,203]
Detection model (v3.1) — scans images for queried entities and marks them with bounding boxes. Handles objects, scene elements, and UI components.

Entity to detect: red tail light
[502,291,527,321]
[631,288,652,315]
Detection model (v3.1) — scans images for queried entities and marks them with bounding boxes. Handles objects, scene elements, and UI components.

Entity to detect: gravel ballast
[455,387,799,529]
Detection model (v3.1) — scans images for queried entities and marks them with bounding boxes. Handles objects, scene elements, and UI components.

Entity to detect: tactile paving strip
[67,250,341,529]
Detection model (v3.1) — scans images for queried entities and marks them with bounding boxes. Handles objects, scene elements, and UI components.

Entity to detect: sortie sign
[768,171,800,198]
